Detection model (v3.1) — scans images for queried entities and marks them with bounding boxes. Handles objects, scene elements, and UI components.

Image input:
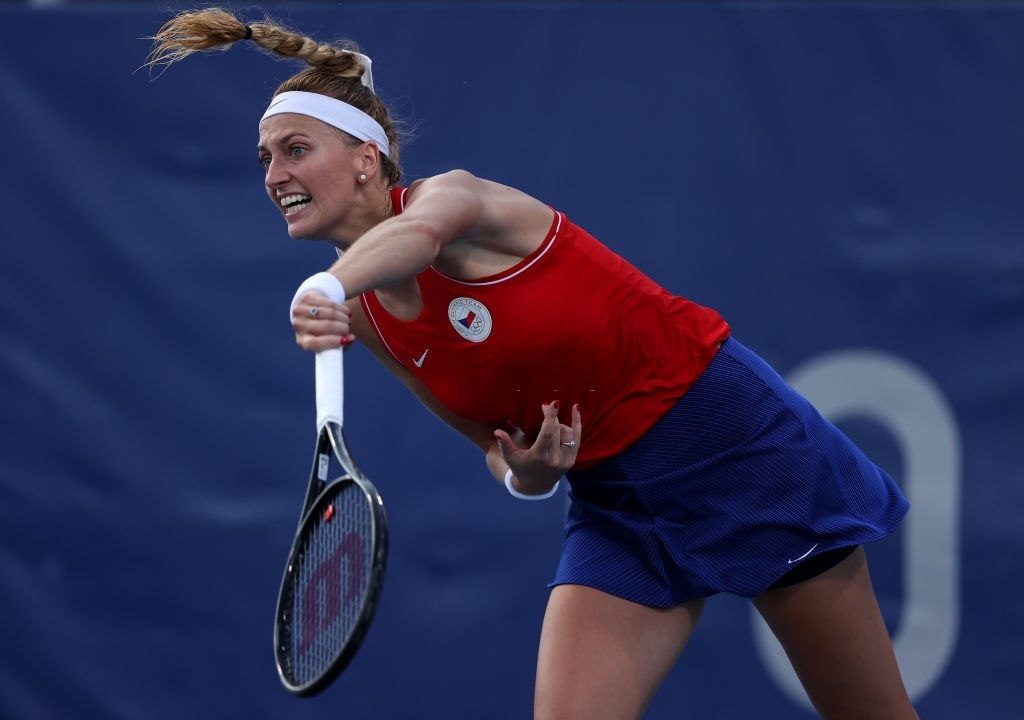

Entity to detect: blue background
[1,2,1021,718]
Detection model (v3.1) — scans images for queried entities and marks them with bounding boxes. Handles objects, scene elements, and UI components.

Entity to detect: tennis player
[148,9,919,719]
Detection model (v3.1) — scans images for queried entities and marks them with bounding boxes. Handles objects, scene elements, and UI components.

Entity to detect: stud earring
[358,173,368,183]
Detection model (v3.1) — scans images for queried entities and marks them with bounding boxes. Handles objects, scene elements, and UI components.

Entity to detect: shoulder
[402,171,553,256]
[406,170,550,221]
[405,169,485,200]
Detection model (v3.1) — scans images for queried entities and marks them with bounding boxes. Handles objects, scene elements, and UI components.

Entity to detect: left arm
[357,320,580,494]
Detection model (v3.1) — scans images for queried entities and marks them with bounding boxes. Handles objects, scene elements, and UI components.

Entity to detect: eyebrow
[257,132,311,154]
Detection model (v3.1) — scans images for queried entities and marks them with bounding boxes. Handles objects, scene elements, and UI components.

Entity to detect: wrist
[504,468,561,501]
[290,271,346,319]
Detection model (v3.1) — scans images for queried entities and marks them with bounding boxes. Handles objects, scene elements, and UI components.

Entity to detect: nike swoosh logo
[413,349,429,368]
[787,543,819,564]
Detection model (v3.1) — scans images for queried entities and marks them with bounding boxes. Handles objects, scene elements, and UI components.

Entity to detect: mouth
[279,193,312,216]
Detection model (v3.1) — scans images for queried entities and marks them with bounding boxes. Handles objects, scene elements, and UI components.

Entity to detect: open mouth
[280,193,312,216]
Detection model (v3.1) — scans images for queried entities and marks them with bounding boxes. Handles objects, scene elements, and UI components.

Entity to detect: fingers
[494,429,517,461]
[570,402,582,446]
[536,401,582,466]
[499,401,583,492]
[291,291,356,351]
[541,401,581,444]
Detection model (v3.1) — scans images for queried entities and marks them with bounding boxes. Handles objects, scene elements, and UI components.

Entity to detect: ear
[354,141,382,181]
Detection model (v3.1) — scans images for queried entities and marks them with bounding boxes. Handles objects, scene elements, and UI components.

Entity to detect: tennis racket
[273,346,388,697]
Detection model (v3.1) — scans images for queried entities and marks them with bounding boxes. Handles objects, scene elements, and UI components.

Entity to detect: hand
[493,401,582,495]
[291,291,356,351]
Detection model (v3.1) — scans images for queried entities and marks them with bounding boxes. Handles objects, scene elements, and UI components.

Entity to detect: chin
[287,225,334,245]
[284,211,338,243]
[284,217,316,240]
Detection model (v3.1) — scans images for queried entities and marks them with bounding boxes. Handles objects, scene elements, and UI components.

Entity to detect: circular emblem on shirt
[447,297,492,342]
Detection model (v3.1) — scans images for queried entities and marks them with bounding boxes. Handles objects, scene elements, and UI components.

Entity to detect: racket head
[274,474,388,696]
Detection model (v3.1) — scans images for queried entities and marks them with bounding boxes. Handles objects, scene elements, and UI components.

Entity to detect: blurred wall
[1,3,1021,719]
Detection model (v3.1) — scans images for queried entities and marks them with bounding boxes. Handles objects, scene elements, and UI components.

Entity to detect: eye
[289,145,308,158]
[258,154,271,170]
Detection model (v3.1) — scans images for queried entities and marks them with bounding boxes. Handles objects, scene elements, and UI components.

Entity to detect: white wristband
[289,272,346,320]
[504,468,561,501]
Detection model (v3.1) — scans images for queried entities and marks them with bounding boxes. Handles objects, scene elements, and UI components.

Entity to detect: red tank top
[360,187,730,469]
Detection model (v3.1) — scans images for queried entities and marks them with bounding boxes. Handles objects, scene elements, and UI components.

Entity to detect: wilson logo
[298,531,365,656]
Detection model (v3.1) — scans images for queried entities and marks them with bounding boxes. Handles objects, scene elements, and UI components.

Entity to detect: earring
[358,173,367,183]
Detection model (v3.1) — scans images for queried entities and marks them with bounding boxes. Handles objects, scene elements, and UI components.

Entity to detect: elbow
[406,216,448,263]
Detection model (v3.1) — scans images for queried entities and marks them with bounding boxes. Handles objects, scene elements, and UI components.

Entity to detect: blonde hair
[146,7,402,185]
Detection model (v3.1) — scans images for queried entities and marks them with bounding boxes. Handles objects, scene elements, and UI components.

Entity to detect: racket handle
[316,347,344,430]
[291,271,348,430]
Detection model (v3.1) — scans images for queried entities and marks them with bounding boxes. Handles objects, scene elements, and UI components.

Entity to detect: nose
[264,155,289,188]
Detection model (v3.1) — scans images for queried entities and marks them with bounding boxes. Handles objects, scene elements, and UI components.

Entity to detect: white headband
[259,53,390,157]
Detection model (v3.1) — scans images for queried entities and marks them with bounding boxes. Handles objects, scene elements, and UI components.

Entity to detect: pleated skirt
[552,337,909,607]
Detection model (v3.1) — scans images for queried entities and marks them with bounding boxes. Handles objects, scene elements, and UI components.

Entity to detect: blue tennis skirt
[552,337,909,607]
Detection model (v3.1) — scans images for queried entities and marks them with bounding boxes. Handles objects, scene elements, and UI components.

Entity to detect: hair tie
[243,26,253,40]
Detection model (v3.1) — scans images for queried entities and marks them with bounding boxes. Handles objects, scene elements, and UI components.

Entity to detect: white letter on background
[752,350,960,708]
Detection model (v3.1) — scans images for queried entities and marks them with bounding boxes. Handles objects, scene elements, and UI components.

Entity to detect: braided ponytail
[145,7,402,185]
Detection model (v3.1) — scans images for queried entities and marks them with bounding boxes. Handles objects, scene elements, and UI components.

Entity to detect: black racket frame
[273,422,388,697]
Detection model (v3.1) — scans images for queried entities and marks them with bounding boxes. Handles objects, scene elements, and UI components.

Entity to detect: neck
[327,185,394,251]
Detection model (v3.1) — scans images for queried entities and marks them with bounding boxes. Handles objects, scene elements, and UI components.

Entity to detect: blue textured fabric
[552,337,910,607]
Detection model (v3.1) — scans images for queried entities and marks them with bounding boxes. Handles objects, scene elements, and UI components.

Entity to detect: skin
[537,548,919,720]
[258,111,579,494]
[258,111,919,719]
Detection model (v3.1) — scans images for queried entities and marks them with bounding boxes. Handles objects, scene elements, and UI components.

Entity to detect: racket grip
[316,348,344,429]
[291,272,347,430]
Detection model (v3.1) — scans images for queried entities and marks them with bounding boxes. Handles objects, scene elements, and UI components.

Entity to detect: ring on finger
[310,306,319,318]
[561,440,576,447]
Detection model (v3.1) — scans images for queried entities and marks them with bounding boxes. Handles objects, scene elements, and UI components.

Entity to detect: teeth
[280,194,311,215]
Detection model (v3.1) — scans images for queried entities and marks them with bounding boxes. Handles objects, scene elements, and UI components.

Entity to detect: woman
[148,9,918,719]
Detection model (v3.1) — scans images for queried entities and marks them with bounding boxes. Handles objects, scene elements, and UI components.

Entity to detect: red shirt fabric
[360,187,730,469]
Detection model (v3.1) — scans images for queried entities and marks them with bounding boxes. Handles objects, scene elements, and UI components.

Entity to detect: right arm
[319,169,553,302]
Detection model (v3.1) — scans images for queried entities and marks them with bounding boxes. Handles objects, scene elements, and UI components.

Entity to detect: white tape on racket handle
[316,347,344,430]
[290,271,347,430]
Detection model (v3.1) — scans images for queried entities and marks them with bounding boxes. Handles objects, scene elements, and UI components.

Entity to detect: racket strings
[287,483,375,684]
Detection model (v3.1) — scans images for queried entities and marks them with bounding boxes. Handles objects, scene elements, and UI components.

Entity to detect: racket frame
[273,420,388,697]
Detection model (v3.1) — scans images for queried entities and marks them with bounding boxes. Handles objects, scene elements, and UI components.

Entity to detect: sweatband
[289,272,346,321]
[261,91,391,158]
[504,469,561,501]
